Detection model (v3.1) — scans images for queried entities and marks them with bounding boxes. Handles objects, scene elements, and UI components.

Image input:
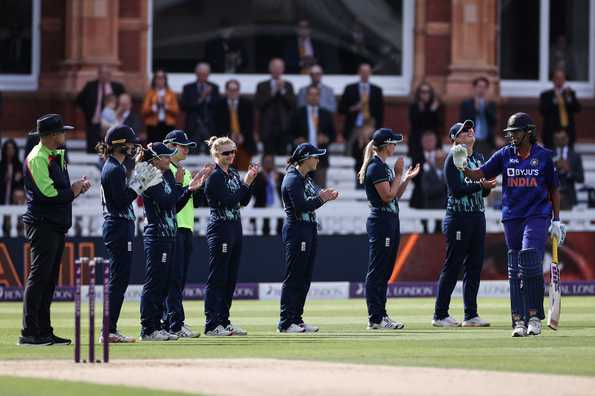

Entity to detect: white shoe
[432,316,461,327]
[174,324,200,338]
[299,323,319,333]
[225,323,248,336]
[99,331,136,343]
[159,329,179,340]
[462,316,490,327]
[278,323,306,333]
[527,317,542,336]
[141,330,170,341]
[512,321,528,337]
[368,316,405,330]
[205,325,232,336]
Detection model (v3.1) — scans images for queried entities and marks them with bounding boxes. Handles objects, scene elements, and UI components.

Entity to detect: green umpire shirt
[170,162,194,231]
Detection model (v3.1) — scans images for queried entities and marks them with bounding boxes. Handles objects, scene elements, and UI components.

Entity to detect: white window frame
[148,0,414,96]
[500,0,595,98]
[0,0,40,91]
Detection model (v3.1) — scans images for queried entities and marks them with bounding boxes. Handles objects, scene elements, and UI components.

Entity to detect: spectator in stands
[142,70,180,143]
[285,19,319,74]
[410,131,447,233]
[297,64,336,114]
[0,91,3,149]
[459,76,497,159]
[553,129,584,210]
[115,93,143,141]
[76,65,126,153]
[2,187,26,237]
[254,58,296,155]
[408,82,443,161]
[0,139,24,205]
[100,94,118,136]
[205,20,246,73]
[290,86,335,187]
[539,69,581,149]
[350,118,375,189]
[339,63,383,142]
[214,79,256,171]
[252,153,285,235]
[181,62,220,150]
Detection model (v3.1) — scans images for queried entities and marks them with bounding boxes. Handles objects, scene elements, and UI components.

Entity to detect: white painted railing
[2,204,595,237]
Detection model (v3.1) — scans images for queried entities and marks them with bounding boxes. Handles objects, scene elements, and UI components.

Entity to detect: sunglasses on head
[221,149,236,156]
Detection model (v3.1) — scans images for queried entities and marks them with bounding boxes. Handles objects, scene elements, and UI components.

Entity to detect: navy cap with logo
[449,119,474,140]
[503,112,535,133]
[163,129,197,148]
[29,114,75,136]
[290,143,327,163]
[105,125,139,145]
[372,128,403,147]
[143,142,178,162]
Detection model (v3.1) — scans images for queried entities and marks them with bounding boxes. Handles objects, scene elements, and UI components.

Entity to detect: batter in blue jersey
[455,113,566,337]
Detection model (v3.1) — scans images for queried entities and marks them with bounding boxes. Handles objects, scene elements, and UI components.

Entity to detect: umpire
[19,114,91,346]
[432,120,494,328]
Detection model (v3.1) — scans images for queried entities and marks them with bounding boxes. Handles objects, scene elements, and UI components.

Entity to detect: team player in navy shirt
[277,143,339,333]
[432,120,495,328]
[97,125,162,343]
[139,142,208,341]
[203,136,259,336]
[358,129,420,330]
[456,113,566,337]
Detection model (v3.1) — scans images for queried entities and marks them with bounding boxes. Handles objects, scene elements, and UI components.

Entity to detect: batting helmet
[503,112,537,144]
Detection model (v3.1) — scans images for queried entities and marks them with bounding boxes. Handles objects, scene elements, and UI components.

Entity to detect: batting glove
[549,220,567,245]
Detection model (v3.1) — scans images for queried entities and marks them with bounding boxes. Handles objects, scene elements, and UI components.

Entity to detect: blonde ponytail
[205,136,236,158]
[357,141,375,185]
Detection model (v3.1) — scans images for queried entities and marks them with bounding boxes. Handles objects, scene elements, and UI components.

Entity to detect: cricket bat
[547,237,561,330]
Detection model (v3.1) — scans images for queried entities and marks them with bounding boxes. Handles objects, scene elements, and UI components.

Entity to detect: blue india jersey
[480,144,559,221]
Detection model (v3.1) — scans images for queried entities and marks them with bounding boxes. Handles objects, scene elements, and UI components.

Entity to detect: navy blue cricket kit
[364,155,400,324]
[140,170,191,336]
[278,167,324,330]
[434,152,488,321]
[203,165,252,333]
[100,156,137,333]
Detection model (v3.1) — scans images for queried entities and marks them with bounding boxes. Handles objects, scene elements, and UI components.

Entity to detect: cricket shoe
[159,330,179,340]
[462,316,490,327]
[299,323,319,333]
[50,334,71,345]
[368,316,405,330]
[512,321,528,337]
[17,335,53,346]
[205,325,233,336]
[527,317,542,336]
[141,330,170,341]
[174,324,200,338]
[278,324,306,333]
[100,332,136,343]
[225,323,248,336]
[432,316,461,327]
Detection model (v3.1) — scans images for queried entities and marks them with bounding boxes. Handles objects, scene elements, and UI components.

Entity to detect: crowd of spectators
[0,57,589,238]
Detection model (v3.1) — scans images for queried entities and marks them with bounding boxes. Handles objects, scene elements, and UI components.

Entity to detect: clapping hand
[319,188,339,202]
[393,157,404,178]
[244,162,260,185]
[188,164,214,191]
[404,163,421,181]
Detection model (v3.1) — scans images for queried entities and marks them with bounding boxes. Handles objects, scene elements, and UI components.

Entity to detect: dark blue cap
[372,128,403,147]
[144,142,177,162]
[290,143,327,163]
[449,119,474,140]
[105,125,139,145]
[163,130,197,148]
[503,112,535,132]
[29,114,75,136]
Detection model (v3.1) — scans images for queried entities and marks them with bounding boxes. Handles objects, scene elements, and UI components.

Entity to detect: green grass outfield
[1,297,594,377]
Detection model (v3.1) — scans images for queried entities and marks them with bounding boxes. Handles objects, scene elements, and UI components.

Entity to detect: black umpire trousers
[22,223,66,337]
